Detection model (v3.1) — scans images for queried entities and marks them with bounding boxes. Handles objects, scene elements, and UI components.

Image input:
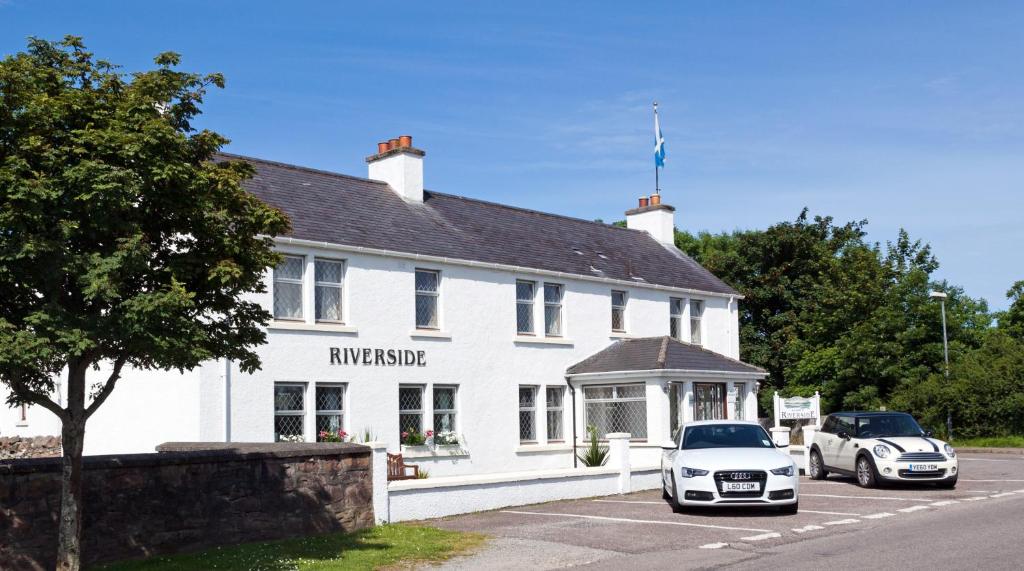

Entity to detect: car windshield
[682,424,775,450]
[856,414,925,438]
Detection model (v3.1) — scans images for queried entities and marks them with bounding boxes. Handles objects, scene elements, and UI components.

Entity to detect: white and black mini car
[809,412,958,488]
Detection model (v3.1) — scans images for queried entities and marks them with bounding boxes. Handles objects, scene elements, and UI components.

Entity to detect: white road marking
[1016,488,1024,493]
[499,511,773,533]
[699,542,729,549]
[793,525,824,533]
[822,518,860,525]
[799,509,862,516]
[801,493,934,502]
[741,532,782,542]
[931,500,960,506]
[960,479,1024,482]
[989,492,1015,498]
[963,496,989,501]
[592,500,665,505]
[862,512,895,519]
[958,457,1017,462]
[897,505,931,513]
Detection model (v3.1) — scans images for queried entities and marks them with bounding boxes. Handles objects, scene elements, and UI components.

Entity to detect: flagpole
[654,102,660,195]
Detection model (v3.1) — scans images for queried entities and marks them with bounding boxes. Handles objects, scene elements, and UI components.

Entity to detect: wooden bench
[387,452,420,481]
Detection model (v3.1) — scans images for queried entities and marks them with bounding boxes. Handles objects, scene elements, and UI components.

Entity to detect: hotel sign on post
[772,391,821,427]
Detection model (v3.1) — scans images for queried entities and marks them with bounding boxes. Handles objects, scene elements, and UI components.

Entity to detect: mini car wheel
[779,501,799,515]
[856,455,878,488]
[670,473,686,514]
[809,449,828,480]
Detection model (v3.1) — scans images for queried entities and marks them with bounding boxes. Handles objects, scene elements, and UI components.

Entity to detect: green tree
[0,37,289,570]
[1000,280,1024,339]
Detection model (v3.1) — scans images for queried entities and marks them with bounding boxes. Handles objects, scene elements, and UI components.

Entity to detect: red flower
[402,431,409,438]
[426,430,434,437]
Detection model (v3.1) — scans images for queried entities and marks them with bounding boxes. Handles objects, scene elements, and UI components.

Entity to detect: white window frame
[734,383,746,421]
[669,297,683,341]
[273,255,305,321]
[432,385,458,435]
[414,269,441,330]
[543,283,564,337]
[516,280,536,335]
[519,385,538,443]
[273,382,306,442]
[582,383,648,441]
[314,383,346,441]
[314,258,345,324]
[398,384,425,438]
[611,290,627,332]
[546,386,565,443]
[690,299,704,346]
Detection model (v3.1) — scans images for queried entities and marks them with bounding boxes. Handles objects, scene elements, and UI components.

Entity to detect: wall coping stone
[0,442,369,475]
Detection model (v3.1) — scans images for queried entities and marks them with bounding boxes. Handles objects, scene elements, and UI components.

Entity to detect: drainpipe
[223,358,232,442]
[568,377,577,468]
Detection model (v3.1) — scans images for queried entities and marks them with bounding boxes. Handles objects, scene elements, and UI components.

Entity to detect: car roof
[828,411,913,418]
[681,420,762,427]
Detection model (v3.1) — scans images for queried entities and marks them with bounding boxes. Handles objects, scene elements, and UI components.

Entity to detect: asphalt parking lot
[429,453,1024,570]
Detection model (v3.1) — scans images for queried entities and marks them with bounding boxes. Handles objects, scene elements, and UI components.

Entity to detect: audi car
[809,411,958,488]
[661,420,800,513]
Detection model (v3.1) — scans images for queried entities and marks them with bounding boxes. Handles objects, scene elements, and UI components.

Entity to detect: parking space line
[800,509,862,516]
[862,512,895,519]
[740,532,781,542]
[931,500,960,506]
[897,505,931,513]
[801,493,934,502]
[989,492,1015,498]
[958,457,1017,462]
[822,518,860,525]
[499,511,774,533]
[699,542,729,549]
[793,525,824,533]
[963,496,988,501]
[960,479,1024,482]
[592,500,664,505]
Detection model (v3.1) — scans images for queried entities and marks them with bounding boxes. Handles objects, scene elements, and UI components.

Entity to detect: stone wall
[0,436,61,460]
[0,442,374,570]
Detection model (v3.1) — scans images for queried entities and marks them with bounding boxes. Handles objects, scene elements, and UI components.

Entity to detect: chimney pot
[650,193,662,205]
[638,196,650,207]
[388,138,399,149]
[377,142,389,154]
[398,135,413,148]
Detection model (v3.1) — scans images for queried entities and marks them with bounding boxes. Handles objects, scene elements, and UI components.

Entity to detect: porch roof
[566,336,766,377]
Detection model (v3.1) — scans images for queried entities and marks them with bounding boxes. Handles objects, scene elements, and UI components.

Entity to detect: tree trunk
[56,362,88,571]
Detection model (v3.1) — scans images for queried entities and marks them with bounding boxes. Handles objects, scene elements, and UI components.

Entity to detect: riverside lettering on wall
[330,347,426,367]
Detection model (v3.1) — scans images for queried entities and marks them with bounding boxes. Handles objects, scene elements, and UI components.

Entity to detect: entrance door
[693,383,726,421]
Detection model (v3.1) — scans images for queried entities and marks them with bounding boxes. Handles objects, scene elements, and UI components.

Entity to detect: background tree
[0,37,289,570]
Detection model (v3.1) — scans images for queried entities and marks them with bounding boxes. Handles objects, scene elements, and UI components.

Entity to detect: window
[415,269,440,329]
[273,256,304,320]
[669,297,683,340]
[315,384,345,440]
[433,385,457,434]
[274,383,305,442]
[583,384,648,439]
[689,299,704,345]
[734,384,746,420]
[516,280,535,334]
[543,283,563,337]
[611,290,627,332]
[546,387,564,442]
[314,259,344,322]
[519,386,538,442]
[669,383,683,436]
[398,385,424,435]
[821,415,837,434]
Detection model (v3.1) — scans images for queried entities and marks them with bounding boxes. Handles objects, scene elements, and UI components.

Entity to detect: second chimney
[367,135,425,203]
[625,194,676,245]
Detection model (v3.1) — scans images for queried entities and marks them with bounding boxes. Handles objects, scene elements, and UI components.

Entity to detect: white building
[1,136,766,475]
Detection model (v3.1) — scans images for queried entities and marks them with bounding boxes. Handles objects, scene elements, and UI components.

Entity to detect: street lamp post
[929,290,952,439]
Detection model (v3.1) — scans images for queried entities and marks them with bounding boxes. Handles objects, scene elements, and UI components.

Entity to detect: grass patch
[98,524,486,571]
[953,436,1024,448]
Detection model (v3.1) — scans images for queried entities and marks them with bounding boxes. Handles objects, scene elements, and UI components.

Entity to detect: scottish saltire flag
[654,105,666,168]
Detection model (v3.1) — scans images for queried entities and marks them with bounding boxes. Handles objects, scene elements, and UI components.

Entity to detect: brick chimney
[366,135,424,203]
[625,194,675,245]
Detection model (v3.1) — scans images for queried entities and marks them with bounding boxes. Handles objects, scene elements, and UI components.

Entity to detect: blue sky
[3,1,1022,309]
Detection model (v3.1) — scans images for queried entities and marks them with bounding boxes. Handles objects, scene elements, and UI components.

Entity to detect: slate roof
[222,153,738,295]
[567,336,765,375]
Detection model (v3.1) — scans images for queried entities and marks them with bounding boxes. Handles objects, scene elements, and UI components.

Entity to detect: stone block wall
[0,442,374,570]
[0,436,61,460]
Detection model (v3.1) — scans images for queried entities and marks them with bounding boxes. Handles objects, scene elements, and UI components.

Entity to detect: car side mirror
[776,442,789,448]
[837,431,851,441]
[661,439,677,450]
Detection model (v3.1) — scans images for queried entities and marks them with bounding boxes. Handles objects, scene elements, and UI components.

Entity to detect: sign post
[772,391,822,473]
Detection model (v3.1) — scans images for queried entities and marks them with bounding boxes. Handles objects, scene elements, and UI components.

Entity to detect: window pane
[690,299,704,317]
[275,256,304,280]
[543,283,562,303]
[544,305,562,336]
[516,281,534,301]
[690,317,702,345]
[315,260,343,284]
[546,387,563,408]
[315,285,343,321]
[434,387,456,410]
[612,291,626,306]
[416,294,438,328]
[583,386,613,399]
[316,414,343,438]
[518,387,536,407]
[670,297,682,316]
[434,412,456,433]
[274,282,303,319]
[274,385,304,412]
[519,411,536,441]
[399,387,422,411]
[517,302,534,333]
[547,410,563,441]
[611,308,624,331]
[275,415,304,441]
[670,317,680,340]
[585,401,647,439]
[316,385,343,411]
[399,413,422,434]
[415,270,438,292]
[616,385,645,399]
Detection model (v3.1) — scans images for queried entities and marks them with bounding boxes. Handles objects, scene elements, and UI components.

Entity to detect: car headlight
[770,466,794,477]
[680,467,709,478]
[873,444,891,459]
[945,444,956,458]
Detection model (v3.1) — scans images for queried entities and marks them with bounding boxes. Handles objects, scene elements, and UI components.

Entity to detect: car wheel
[662,474,672,500]
[809,450,828,480]
[937,476,958,489]
[779,501,798,515]
[670,473,685,513]
[856,455,878,488]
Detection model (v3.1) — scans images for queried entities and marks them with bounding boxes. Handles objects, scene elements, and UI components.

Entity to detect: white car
[809,412,958,488]
[661,420,800,513]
